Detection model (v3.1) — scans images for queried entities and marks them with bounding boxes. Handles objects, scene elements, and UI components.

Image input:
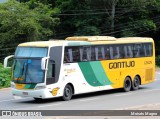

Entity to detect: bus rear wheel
[132,76,140,90]
[62,84,73,101]
[123,77,131,92]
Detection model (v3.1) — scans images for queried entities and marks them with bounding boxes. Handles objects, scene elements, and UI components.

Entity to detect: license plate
[22,92,28,95]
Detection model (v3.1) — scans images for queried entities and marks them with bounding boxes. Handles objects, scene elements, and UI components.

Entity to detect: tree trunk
[111,0,116,36]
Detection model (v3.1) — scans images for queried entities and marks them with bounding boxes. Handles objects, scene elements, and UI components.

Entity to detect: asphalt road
[0,71,160,110]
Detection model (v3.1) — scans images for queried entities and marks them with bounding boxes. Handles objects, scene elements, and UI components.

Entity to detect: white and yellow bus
[4,36,155,101]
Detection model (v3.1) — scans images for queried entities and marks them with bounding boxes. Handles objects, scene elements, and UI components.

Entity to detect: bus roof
[65,36,116,41]
[18,40,65,47]
[18,36,154,47]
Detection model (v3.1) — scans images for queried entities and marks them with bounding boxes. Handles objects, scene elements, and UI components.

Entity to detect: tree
[0,0,59,59]
[88,0,154,36]
[55,0,102,37]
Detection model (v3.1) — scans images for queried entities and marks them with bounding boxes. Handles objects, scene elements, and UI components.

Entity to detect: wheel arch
[126,75,132,82]
[66,83,75,95]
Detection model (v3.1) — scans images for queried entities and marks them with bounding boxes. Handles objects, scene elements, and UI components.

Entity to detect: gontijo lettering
[109,61,135,69]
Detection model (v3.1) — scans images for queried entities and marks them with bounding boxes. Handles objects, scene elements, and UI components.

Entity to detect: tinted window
[143,43,152,56]
[110,45,121,59]
[80,47,91,61]
[64,43,153,63]
[123,45,133,58]
[15,47,48,57]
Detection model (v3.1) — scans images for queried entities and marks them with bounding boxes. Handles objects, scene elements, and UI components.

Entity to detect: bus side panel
[101,60,121,89]
[63,62,113,94]
[63,57,154,95]
[101,58,155,89]
[78,61,112,87]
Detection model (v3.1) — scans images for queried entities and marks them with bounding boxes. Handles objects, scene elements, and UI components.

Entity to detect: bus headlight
[35,86,46,90]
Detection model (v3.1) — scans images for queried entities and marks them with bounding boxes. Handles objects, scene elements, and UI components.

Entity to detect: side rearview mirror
[4,55,14,68]
[41,57,50,70]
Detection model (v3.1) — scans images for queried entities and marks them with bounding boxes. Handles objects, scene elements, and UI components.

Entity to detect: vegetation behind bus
[0,63,11,89]
[0,0,160,61]
[156,55,160,67]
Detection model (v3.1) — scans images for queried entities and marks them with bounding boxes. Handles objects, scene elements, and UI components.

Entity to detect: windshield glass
[12,47,48,84]
[15,47,48,57]
[13,59,44,84]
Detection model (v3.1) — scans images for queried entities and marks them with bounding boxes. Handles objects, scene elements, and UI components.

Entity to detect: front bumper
[11,88,60,99]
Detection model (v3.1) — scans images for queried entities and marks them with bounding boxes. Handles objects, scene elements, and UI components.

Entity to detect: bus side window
[128,45,133,58]
[95,47,103,60]
[47,61,55,85]
[133,44,140,57]
[80,47,91,61]
[73,47,80,62]
[134,44,145,57]
[64,51,69,63]
[91,47,96,61]
[148,43,152,56]
[64,47,70,63]
[110,46,114,59]
[124,45,133,58]
[104,46,110,59]
[68,48,73,62]
[144,43,152,56]
[111,45,120,59]
[139,44,145,57]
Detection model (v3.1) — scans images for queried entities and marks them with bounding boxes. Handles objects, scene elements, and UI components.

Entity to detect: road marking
[80,98,99,102]
[115,93,132,97]
[38,103,62,108]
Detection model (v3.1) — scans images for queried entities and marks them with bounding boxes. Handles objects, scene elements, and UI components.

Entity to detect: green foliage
[0,0,59,42]
[1,0,160,51]
[0,63,11,88]
[156,56,160,67]
[0,0,59,59]
[75,26,100,36]
[121,20,156,37]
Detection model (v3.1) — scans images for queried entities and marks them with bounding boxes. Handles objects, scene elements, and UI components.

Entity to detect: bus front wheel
[132,76,140,90]
[62,84,73,101]
[34,98,43,102]
[123,77,131,92]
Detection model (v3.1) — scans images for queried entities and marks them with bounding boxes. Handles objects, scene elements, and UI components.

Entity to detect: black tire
[123,77,132,92]
[62,85,73,101]
[34,98,43,102]
[132,76,140,90]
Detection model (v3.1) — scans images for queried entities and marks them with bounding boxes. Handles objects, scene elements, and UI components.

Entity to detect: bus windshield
[13,59,44,84]
[12,47,48,84]
[15,47,48,58]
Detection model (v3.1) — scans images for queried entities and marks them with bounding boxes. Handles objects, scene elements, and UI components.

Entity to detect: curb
[0,87,11,91]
